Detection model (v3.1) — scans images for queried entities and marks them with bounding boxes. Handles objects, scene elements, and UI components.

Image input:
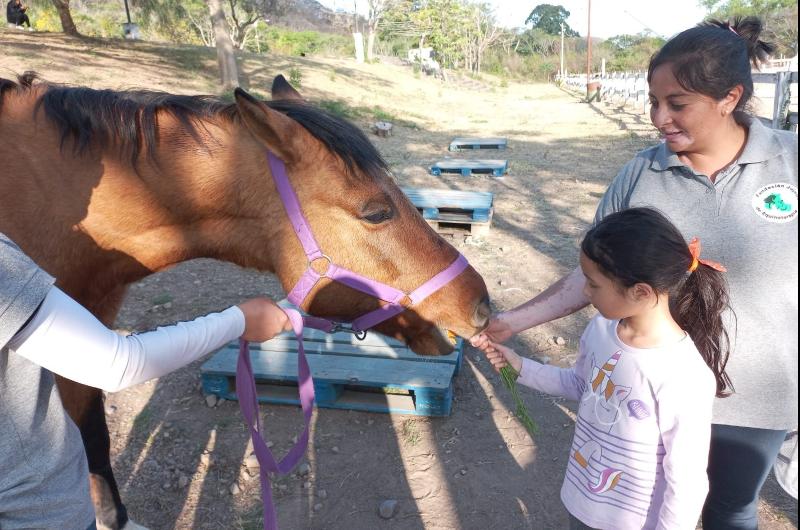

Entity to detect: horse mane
[0,72,387,177]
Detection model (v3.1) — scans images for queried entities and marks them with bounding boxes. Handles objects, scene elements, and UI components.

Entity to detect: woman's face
[648,64,735,154]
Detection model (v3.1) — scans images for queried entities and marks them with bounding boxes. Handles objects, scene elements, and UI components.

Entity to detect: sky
[319,0,711,40]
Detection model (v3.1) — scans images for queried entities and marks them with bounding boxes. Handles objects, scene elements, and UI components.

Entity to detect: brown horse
[0,72,490,529]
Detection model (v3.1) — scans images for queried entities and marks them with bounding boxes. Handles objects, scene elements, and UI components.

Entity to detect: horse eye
[362,209,393,224]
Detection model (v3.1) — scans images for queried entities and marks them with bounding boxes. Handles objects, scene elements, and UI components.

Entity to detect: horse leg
[55,286,141,530]
[57,379,131,529]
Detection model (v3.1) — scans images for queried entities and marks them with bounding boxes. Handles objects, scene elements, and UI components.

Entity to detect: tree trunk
[50,0,79,36]
[366,28,376,62]
[207,0,239,90]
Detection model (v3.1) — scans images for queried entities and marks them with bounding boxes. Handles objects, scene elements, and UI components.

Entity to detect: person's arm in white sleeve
[7,287,287,392]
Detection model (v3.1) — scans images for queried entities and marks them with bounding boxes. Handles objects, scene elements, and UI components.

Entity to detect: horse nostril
[471,297,491,328]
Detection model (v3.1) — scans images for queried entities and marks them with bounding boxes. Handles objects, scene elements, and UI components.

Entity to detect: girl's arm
[654,370,716,530]
[7,287,285,392]
[480,338,587,401]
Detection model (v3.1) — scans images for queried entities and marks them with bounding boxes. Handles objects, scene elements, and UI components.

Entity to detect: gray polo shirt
[1,233,95,529]
[594,117,798,430]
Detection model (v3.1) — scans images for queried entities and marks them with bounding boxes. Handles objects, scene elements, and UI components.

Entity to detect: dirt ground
[1,29,796,530]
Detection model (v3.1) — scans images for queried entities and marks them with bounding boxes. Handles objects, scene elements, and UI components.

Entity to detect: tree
[366,0,397,61]
[700,0,797,55]
[50,0,79,35]
[207,0,239,89]
[525,4,578,37]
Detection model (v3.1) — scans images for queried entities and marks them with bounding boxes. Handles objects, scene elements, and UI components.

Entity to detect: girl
[475,207,732,529]
[476,17,796,529]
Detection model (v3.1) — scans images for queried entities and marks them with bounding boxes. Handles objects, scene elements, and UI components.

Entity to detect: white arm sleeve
[7,287,245,392]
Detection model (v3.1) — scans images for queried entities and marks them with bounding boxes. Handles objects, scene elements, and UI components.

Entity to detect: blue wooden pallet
[201,324,465,417]
[430,159,508,177]
[449,137,508,151]
[402,187,493,223]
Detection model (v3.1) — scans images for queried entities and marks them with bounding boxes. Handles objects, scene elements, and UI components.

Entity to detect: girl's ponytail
[672,263,735,397]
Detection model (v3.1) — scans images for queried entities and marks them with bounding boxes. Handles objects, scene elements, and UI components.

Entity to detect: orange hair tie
[687,237,727,273]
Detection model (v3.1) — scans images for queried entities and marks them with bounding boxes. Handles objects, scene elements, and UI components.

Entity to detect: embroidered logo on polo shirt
[752,183,798,223]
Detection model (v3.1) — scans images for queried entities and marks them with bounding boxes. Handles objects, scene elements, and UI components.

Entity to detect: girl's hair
[581,208,734,397]
[647,16,775,115]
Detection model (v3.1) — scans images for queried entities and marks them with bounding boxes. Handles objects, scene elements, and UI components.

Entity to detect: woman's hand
[473,336,522,374]
[470,313,513,347]
[237,298,292,342]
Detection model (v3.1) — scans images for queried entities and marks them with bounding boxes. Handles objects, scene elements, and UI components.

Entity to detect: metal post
[124,0,131,24]
[560,22,565,79]
[586,0,592,100]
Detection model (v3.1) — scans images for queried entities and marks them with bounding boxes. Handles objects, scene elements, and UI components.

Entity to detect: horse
[0,72,490,529]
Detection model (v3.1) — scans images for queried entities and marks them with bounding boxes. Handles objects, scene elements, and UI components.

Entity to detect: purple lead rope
[236,308,315,530]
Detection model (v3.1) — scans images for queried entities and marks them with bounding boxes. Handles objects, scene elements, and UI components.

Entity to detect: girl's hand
[238,298,292,342]
[473,336,523,374]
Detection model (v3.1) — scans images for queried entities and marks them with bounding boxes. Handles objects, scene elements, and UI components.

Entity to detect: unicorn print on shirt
[573,350,632,493]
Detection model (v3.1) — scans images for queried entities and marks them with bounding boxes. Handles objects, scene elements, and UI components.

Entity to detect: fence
[557,70,798,132]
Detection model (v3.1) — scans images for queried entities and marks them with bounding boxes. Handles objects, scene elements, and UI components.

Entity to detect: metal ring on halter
[330,323,368,340]
[309,254,333,277]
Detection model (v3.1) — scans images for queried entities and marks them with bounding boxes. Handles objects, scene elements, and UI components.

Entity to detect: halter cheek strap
[237,151,472,530]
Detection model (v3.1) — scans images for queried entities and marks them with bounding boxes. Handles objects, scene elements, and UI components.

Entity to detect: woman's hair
[647,16,776,115]
[581,208,734,397]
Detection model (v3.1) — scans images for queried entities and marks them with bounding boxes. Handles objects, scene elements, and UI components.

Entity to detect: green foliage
[525,4,579,37]
[257,27,353,56]
[600,32,665,72]
[700,0,797,56]
[288,67,302,88]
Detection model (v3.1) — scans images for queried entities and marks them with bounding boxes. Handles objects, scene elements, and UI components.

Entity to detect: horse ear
[234,87,301,163]
[271,74,304,101]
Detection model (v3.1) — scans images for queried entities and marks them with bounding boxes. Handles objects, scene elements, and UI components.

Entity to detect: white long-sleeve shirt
[8,287,245,392]
[519,316,716,529]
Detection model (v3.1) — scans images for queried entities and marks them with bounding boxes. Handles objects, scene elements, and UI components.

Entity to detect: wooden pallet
[402,187,493,237]
[430,159,508,177]
[201,326,465,416]
[449,137,508,151]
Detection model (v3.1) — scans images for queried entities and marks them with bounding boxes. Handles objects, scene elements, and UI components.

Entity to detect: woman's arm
[475,266,589,344]
[7,287,286,392]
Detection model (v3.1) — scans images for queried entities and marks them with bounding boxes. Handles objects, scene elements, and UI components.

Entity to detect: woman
[473,17,797,530]
[5,0,30,29]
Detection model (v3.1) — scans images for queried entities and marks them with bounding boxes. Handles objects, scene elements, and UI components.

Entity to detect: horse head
[229,76,489,355]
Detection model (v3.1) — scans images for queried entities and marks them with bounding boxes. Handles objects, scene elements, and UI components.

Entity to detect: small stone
[331,446,340,454]
[474,412,482,418]
[498,280,506,286]
[303,481,311,489]
[245,454,259,470]
[367,419,374,426]
[278,484,288,491]
[163,302,172,309]
[318,489,328,499]
[313,503,323,512]
[555,336,566,346]
[298,463,311,476]
[205,394,218,408]
[162,481,171,490]
[499,246,506,252]
[378,499,398,519]
[266,440,275,449]
[106,405,117,415]
[178,475,189,488]
[229,482,241,495]
[218,398,226,405]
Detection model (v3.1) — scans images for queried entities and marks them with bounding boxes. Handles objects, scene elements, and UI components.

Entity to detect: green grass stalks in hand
[499,365,538,436]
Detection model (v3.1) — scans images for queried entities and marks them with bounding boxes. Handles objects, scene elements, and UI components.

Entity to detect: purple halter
[237,151,470,529]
